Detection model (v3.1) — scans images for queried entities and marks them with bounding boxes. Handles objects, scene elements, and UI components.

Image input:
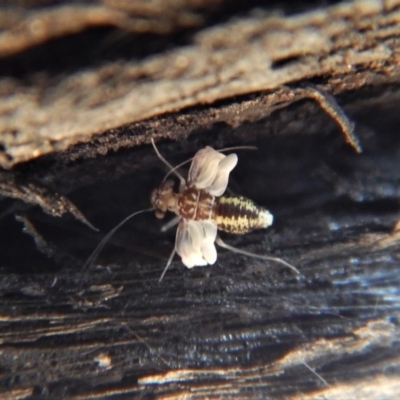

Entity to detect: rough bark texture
[0,0,399,167]
[0,1,399,399]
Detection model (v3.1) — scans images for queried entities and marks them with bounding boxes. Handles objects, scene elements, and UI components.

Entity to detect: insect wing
[188,146,238,197]
[175,219,217,268]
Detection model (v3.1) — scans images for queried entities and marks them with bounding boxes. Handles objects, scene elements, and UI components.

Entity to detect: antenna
[151,138,186,187]
[82,207,154,273]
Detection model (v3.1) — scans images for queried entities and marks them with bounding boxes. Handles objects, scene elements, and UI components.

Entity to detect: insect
[84,139,300,281]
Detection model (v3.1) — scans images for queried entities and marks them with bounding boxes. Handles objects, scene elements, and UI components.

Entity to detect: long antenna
[82,207,154,272]
[151,138,186,185]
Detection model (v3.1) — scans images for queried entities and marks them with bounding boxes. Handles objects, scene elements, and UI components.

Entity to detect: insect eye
[155,210,165,219]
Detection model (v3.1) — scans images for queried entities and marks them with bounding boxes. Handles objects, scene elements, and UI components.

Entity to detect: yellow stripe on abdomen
[214,196,273,234]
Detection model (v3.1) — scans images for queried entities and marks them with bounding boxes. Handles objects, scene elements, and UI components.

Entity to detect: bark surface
[0,1,399,399]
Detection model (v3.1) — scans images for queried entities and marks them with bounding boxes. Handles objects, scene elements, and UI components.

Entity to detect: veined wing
[175,219,218,268]
[188,146,238,197]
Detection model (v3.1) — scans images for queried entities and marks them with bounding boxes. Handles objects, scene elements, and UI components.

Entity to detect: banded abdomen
[213,196,273,234]
[177,187,273,234]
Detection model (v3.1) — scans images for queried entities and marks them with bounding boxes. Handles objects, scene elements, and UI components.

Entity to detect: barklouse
[84,140,300,281]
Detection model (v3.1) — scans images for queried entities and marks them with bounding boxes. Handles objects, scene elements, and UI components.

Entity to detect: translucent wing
[188,146,238,197]
[175,219,218,268]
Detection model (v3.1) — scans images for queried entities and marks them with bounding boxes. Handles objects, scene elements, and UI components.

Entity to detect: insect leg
[159,247,176,282]
[215,237,301,276]
[161,216,180,232]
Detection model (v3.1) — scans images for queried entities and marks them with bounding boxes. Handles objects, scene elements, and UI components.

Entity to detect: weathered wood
[0,0,399,167]
[0,1,399,399]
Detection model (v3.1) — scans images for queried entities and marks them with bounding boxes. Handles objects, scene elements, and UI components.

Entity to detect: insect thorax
[178,186,215,220]
[214,196,273,234]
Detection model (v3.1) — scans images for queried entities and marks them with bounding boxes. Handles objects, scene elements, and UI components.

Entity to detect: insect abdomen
[214,196,273,234]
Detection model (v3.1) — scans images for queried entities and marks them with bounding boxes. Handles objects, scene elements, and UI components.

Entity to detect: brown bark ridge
[0,1,399,399]
[0,0,399,168]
